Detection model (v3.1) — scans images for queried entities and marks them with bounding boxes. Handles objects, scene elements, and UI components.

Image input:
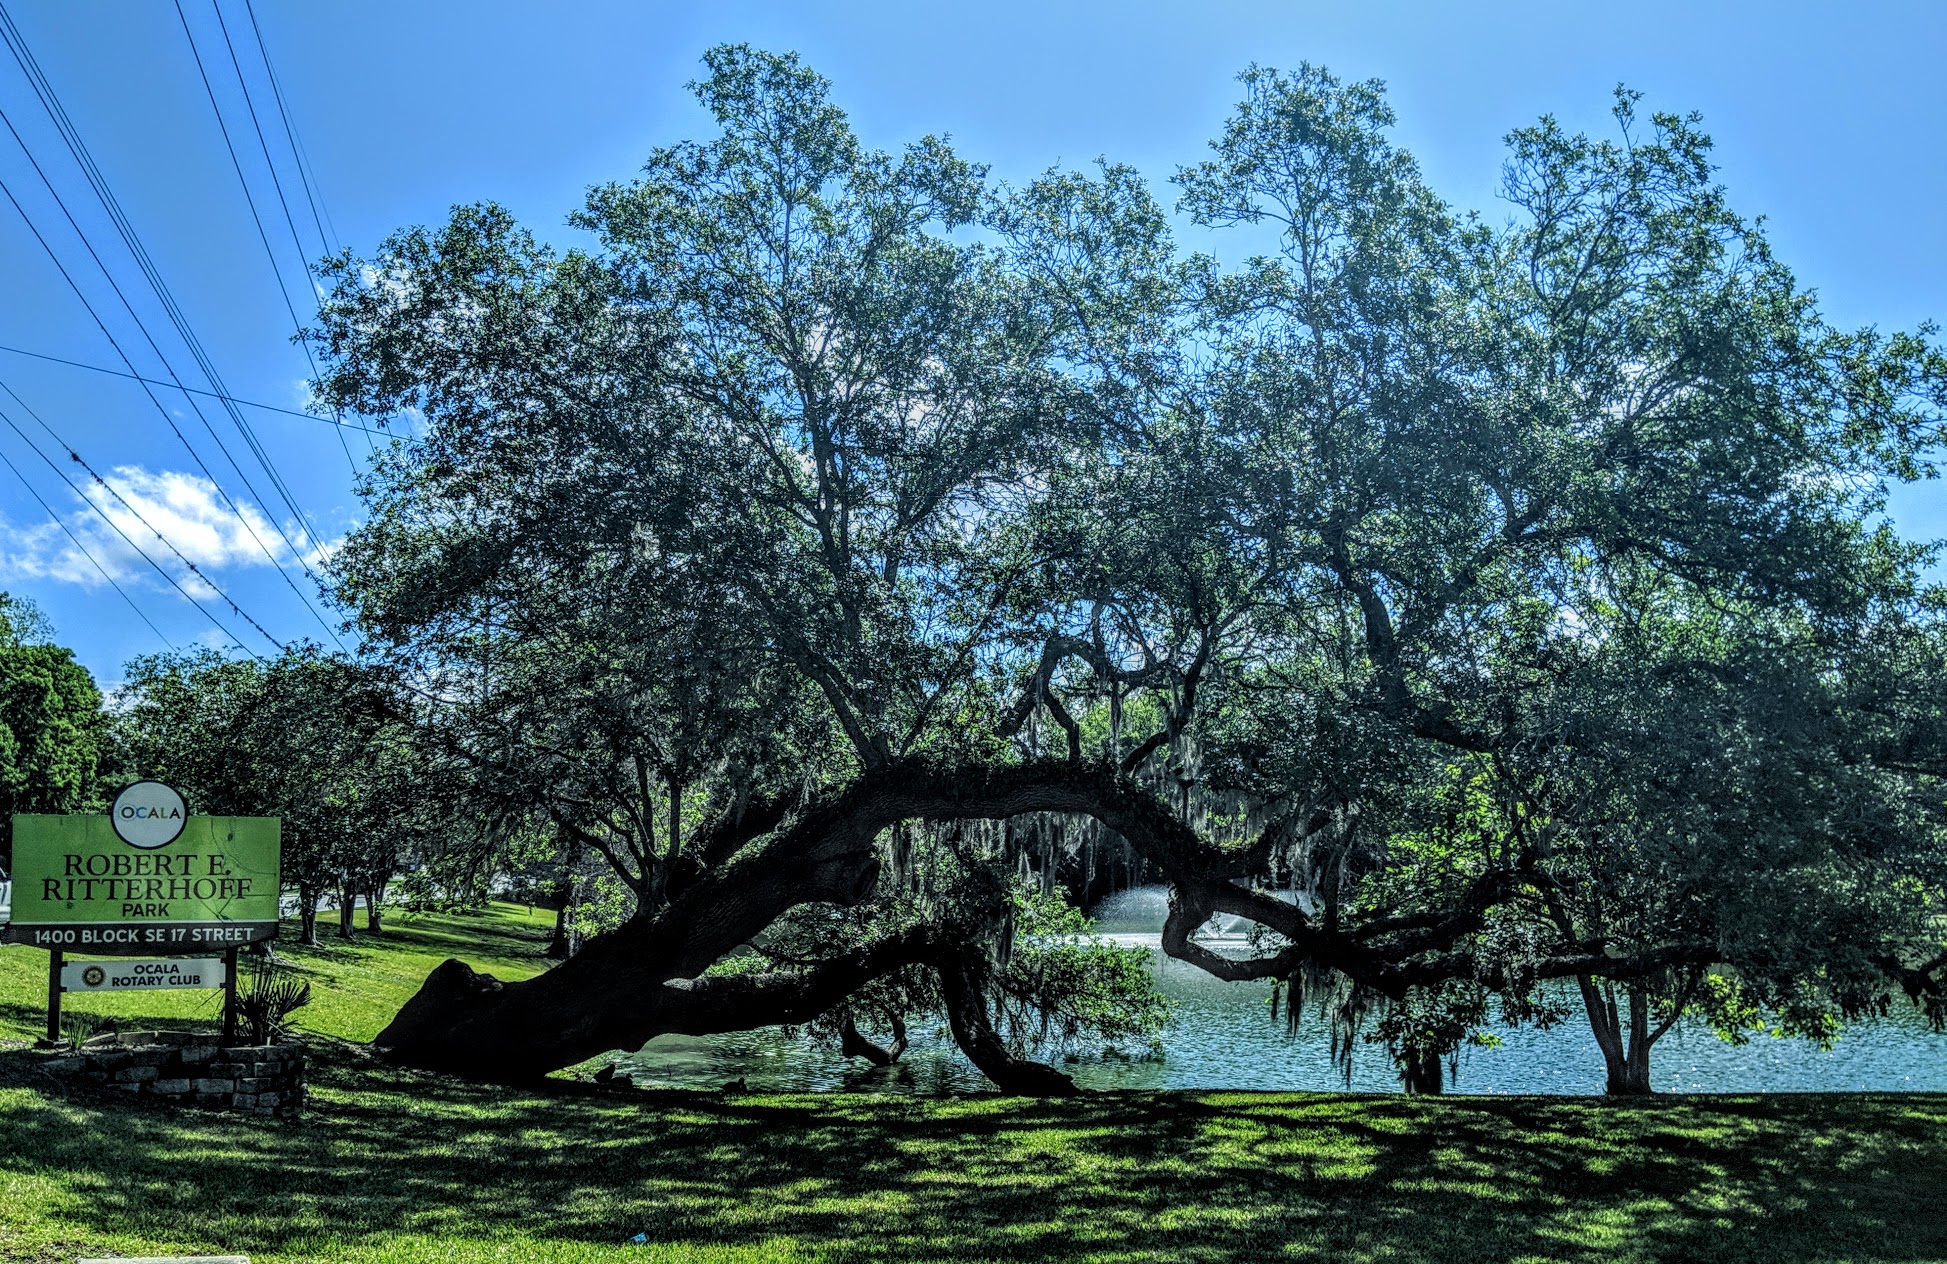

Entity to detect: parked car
[0,863,10,926]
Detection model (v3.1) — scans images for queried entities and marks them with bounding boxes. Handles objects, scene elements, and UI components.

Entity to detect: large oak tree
[311,50,1947,1090]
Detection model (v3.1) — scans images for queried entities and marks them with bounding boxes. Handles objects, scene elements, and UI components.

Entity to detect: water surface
[621,886,1947,1095]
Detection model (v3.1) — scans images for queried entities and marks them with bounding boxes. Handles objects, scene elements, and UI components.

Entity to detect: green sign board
[6,814,281,953]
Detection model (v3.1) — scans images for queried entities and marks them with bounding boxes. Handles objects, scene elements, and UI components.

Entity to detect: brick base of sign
[40,1031,304,1120]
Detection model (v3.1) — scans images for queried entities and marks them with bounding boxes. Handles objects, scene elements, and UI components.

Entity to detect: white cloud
[0,465,334,592]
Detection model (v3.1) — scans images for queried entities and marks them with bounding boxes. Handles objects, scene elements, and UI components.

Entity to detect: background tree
[114,646,440,945]
[1132,70,1947,1091]
[1354,571,1947,1094]
[0,592,103,869]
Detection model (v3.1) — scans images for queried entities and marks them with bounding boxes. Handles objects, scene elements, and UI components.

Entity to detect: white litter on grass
[79,1256,249,1263]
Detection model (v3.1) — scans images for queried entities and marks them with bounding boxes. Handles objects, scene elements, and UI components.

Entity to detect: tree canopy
[0,593,103,869]
[113,646,441,945]
[308,48,1947,1091]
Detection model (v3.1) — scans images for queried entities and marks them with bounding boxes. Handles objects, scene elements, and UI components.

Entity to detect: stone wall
[42,1031,304,1119]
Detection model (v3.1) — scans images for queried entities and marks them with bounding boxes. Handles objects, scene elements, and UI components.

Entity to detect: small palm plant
[60,1012,115,1048]
[237,958,311,1045]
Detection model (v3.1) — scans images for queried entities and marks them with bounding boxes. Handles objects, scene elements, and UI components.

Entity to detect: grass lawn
[2,905,1944,1263]
[0,902,558,1044]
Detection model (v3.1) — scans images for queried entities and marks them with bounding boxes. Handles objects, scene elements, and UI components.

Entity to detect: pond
[620,886,1947,1095]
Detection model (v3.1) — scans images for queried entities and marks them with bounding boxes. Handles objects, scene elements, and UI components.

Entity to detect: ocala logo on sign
[110,781,189,850]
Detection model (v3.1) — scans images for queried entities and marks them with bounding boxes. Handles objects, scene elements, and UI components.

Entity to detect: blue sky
[0,0,1942,684]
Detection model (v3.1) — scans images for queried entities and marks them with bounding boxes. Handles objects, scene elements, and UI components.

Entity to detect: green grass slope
[1,905,1943,1264]
[0,902,556,1043]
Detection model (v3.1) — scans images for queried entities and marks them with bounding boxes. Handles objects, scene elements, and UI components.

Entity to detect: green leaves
[301,47,1947,1080]
[0,602,101,864]
[112,646,433,921]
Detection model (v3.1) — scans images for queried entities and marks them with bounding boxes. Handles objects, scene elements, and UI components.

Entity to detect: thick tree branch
[934,946,1081,1095]
[654,927,934,1034]
[374,758,1728,1084]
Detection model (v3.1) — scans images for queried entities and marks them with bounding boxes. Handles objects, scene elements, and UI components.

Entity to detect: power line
[231,0,372,459]
[0,342,393,436]
[0,4,339,575]
[0,437,176,647]
[211,0,313,297]
[241,0,335,258]
[1,378,279,653]
[0,377,280,652]
[0,381,270,656]
[0,163,346,650]
[188,0,358,473]
[0,8,348,649]
[0,77,334,551]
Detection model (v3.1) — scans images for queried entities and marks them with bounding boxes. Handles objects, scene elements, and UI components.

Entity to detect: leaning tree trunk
[368,762,1501,1089]
[373,763,1208,1084]
[936,950,1079,1095]
[374,774,913,1081]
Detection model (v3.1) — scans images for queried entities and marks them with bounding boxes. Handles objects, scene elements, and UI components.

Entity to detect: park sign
[6,808,280,953]
[61,956,226,992]
[111,779,188,849]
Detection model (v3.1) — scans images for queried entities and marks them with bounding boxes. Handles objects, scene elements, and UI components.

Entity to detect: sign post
[223,946,239,1044]
[7,783,279,1044]
[45,949,61,1044]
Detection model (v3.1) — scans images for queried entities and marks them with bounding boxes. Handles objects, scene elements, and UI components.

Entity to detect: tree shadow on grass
[2,1044,1943,1263]
[276,920,545,967]
[0,999,50,1031]
[0,997,220,1040]
[266,903,549,959]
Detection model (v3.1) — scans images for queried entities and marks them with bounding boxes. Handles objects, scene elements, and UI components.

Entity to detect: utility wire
[1,376,277,652]
[0,31,332,540]
[0,383,267,656]
[0,377,277,651]
[212,0,314,273]
[242,0,335,259]
[0,3,337,572]
[0,437,176,647]
[0,9,348,647]
[0,163,345,650]
[0,9,325,538]
[191,0,358,473]
[0,342,392,436]
[232,0,372,459]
